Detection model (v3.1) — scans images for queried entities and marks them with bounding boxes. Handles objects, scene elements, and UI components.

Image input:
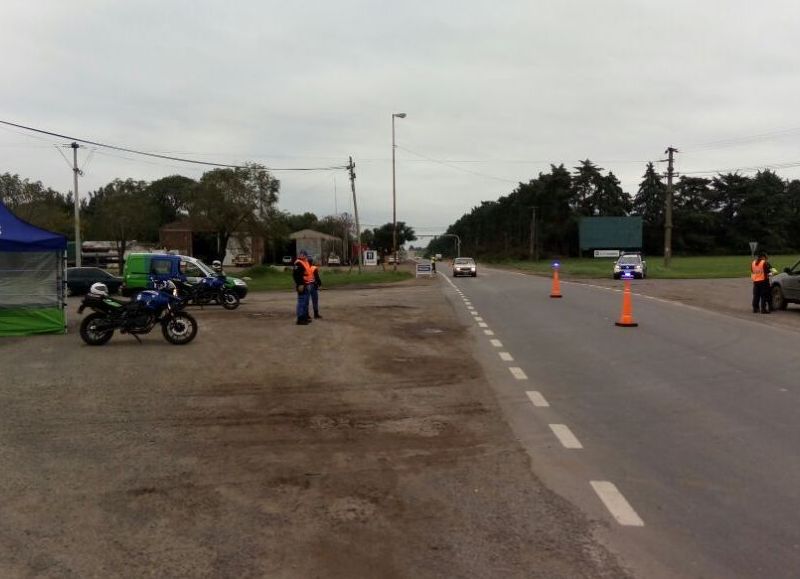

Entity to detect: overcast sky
[3,0,800,238]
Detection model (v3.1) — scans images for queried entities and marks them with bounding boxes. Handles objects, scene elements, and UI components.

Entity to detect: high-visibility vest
[295,258,315,284]
[751,259,766,282]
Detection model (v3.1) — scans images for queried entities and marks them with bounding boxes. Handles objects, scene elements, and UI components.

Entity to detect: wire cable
[0,119,347,172]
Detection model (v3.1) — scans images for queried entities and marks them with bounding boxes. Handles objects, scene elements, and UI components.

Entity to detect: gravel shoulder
[0,283,631,578]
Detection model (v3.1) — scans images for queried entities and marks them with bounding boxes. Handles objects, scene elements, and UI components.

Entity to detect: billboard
[579,217,642,251]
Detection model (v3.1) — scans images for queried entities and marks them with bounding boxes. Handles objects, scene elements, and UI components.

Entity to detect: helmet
[212,260,222,271]
[154,279,176,292]
[89,282,109,297]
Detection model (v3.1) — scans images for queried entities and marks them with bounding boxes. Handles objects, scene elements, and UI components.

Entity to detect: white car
[327,255,341,266]
[453,257,477,277]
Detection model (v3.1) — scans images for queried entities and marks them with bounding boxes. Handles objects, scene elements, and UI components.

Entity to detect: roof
[0,201,67,252]
[289,229,340,241]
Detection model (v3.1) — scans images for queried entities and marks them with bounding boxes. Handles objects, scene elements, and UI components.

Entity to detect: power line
[396,145,520,184]
[0,119,347,172]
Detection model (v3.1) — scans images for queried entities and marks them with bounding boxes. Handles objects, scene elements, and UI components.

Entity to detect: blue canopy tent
[0,201,67,336]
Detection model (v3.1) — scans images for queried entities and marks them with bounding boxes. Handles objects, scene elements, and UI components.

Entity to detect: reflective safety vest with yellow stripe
[751,259,767,282]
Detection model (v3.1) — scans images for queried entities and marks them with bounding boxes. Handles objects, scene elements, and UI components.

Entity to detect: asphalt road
[440,264,800,579]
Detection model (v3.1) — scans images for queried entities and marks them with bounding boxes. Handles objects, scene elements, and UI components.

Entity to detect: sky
[3,0,800,240]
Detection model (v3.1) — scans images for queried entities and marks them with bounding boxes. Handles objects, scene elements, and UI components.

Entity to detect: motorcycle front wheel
[79,313,115,346]
[221,290,240,310]
[161,312,198,345]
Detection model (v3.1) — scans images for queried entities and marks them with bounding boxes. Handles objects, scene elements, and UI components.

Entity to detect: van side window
[151,260,172,275]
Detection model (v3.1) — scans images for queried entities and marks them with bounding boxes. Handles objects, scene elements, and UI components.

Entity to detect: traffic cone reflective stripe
[550,269,562,298]
[615,280,638,327]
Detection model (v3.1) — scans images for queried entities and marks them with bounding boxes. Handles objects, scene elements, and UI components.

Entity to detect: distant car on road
[613,253,647,279]
[327,254,341,266]
[770,259,800,310]
[282,255,293,265]
[453,257,477,277]
[66,267,123,296]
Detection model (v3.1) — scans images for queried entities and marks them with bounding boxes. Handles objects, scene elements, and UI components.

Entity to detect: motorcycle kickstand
[131,333,143,344]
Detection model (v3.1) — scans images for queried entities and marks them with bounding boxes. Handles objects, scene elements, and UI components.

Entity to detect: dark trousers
[309,284,319,316]
[752,281,771,312]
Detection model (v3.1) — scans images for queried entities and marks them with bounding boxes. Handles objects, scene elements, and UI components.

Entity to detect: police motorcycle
[77,280,198,346]
[172,260,240,310]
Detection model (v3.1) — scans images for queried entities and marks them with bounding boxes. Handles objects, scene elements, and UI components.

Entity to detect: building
[289,229,342,264]
[159,219,264,266]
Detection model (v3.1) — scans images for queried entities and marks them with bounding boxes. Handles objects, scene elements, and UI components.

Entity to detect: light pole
[391,112,406,271]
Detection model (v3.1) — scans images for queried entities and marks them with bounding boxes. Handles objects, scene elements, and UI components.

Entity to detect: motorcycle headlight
[233,278,246,286]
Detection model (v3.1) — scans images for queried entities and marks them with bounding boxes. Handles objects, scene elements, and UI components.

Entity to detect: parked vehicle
[282,255,293,265]
[77,281,197,346]
[233,254,254,267]
[770,259,800,310]
[66,267,123,296]
[327,254,341,266]
[453,257,477,277]
[122,253,248,299]
[173,275,240,309]
[613,253,647,279]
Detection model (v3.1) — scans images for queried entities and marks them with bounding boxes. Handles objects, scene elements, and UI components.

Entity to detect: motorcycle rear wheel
[79,313,114,346]
[162,312,198,345]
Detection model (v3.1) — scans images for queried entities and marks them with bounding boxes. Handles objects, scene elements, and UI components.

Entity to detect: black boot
[297,317,310,325]
[314,312,322,319]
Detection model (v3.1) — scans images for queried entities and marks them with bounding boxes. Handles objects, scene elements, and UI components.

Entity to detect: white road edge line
[499,352,513,362]
[484,329,495,336]
[549,424,583,449]
[509,367,527,380]
[590,481,645,527]
[525,391,549,407]
[489,339,503,348]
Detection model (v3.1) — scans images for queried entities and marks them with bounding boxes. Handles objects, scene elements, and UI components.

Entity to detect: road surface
[441,264,800,579]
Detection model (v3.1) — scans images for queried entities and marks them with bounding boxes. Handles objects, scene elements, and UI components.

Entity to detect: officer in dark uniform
[751,251,772,314]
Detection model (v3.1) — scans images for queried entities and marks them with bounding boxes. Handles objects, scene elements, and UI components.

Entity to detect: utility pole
[348,157,363,273]
[71,142,81,267]
[528,206,537,261]
[663,146,678,267]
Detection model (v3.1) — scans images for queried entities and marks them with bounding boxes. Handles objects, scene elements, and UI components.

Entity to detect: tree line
[0,168,416,268]
[426,160,800,259]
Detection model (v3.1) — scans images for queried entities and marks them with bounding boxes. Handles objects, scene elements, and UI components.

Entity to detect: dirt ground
[0,282,631,578]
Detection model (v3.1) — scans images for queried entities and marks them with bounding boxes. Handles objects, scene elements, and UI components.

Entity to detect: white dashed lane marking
[525,391,549,407]
[590,481,645,527]
[549,424,583,449]
[509,367,527,380]
[478,322,488,328]
[499,352,513,362]
[489,339,503,348]
[484,329,495,336]
[475,317,484,322]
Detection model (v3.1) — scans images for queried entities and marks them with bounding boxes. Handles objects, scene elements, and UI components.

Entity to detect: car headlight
[614,265,620,272]
[470,267,476,271]
[634,265,642,271]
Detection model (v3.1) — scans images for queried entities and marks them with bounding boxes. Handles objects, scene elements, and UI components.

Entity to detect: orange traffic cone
[550,269,562,298]
[615,280,638,327]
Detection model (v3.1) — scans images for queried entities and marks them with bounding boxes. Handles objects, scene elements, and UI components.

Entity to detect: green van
[122,253,248,298]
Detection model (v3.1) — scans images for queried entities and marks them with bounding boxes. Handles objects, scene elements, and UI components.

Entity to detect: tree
[145,175,196,230]
[188,163,280,262]
[86,179,158,273]
[0,173,72,236]
[633,162,666,254]
[370,222,417,255]
[571,160,605,216]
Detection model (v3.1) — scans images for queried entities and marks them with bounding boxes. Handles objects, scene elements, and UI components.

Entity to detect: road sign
[416,261,433,277]
[594,249,620,258]
[749,241,758,257]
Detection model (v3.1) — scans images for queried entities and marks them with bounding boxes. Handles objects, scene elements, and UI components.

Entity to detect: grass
[239,265,413,291]
[490,254,800,279]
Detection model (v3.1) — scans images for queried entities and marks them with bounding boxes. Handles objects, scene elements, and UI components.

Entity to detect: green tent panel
[0,307,66,337]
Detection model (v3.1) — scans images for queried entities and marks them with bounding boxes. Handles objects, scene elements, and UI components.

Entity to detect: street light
[392,112,406,272]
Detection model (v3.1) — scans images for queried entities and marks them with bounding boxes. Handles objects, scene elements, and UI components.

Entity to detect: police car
[613,253,647,279]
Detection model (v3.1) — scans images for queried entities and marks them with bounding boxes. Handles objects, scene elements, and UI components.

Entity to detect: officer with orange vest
[751,251,772,314]
[293,250,315,325]
[308,257,323,319]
